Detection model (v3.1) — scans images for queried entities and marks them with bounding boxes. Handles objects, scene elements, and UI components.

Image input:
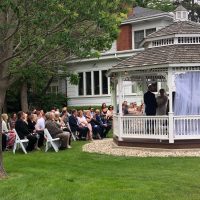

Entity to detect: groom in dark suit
[144,84,157,116]
[144,84,157,134]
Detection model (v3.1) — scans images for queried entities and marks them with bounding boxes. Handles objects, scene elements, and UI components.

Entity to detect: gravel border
[82,139,200,157]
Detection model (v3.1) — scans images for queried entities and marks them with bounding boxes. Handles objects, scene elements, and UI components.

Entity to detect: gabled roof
[175,5,188,12]
[145,21,200,39]
[123,6,173,23]
[110,44,200,71]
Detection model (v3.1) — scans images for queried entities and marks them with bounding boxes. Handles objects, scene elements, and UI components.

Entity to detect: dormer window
[174,5,188,21]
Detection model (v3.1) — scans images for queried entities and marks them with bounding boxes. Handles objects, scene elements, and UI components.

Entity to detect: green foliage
[2,143,200,200]
[29,93,68,111]
[147,0,175,12]
[6,87,21,113]
[135,0,175,12]
[0,0,133,89]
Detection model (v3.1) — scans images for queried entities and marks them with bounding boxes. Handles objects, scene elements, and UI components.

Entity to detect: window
[86,72,92,95]
[132,82,142,94]
[78,72,84,95]
[177,11,181,19]
[134,30,144,49]
[146,28,156,36]
[47,85,59,94]
[134,28,156,49]
[94,71,100,95]
[102,70,108,94]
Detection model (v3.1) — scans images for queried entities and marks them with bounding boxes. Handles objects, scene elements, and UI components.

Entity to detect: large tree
[0,0,133,177]
[134,0,175,11]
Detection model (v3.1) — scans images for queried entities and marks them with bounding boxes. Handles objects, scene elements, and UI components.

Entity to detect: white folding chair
[13,129,29,154]
[66,122,76,141]
[44,128,60,152]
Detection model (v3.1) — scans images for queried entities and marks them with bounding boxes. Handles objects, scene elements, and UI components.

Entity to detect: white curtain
[174,72,200,135]
[174,72,200,115]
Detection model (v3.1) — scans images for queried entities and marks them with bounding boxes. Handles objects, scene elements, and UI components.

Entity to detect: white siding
[68,95,143,106]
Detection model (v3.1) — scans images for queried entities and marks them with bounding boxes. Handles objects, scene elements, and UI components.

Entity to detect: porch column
[118,75,123,141]
[111,79,117,114]
[168,67,174,143]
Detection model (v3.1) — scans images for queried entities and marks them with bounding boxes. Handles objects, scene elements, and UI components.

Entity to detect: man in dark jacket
[68,110,88,139]
[144,84,157,134]
[95,109,111,138]
[144,84,157,116]
[15,111,37,151]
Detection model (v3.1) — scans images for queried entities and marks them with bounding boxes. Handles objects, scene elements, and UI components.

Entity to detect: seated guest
[77,110,93,141]
[15,111,37,151]
[9,112,17,130]
[61,107,70,125]
[101,103,108,116]
[45,112,71,149]
[2,113,16,149]
[137,103,145,115]
[54,111,62,125]
[86,110,102,139]
[2,113,8,151]
[69,109,89,139]
[106,105,113,120]
[27,112,36,133]
[128,102,138,115]
[1,133,7,151]
[95,109,111,138]
[88,107,95,117]
[35,110,45,147]
[122,101,129,115]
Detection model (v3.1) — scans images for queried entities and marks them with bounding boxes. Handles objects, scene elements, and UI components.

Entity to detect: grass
[1,141,200,200]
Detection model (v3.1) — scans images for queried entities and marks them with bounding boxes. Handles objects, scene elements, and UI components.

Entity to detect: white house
[53,6,174,106]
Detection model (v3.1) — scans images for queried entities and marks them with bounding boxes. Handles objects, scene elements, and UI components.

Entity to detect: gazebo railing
[120,115,169,139]
[113,114,200,142]
[174,115,200,139]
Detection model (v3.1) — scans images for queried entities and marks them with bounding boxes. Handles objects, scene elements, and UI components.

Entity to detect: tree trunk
[20,81,29,112]
[41,76,54,94]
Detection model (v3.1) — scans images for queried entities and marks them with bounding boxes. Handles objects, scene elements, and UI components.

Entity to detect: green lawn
[1,141,200,200]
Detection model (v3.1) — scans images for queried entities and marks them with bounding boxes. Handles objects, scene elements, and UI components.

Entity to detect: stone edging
[82,139,200,157]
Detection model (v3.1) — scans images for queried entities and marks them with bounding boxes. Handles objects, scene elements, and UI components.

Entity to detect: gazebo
[107,9,200,147]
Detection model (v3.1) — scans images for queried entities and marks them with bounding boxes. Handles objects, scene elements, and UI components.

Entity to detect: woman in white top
[77,110,93,141]
[2,113,16,148]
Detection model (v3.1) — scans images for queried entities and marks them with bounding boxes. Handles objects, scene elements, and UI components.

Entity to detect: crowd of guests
[1,104,113,152]
[122,101,145,115]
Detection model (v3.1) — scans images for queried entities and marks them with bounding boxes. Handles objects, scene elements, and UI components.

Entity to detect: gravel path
[82,139,200,157]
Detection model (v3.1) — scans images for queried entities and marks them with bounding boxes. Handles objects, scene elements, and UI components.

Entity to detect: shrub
[29,93,68,111]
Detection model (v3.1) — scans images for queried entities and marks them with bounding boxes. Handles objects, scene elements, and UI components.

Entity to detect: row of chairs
[13,123,77,154]
[13,129,61,154]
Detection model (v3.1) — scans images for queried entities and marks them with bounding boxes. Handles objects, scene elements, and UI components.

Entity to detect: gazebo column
[168,67,174,143]
[111,79,117,114]
[118,75,123,141]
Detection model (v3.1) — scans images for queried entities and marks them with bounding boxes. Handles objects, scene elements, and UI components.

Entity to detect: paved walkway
[82,138,200,157]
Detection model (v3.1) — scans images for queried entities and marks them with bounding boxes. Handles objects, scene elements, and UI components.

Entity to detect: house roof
[124,6,172,23]
[145,21,200,39]
[175,5,188,12]
[110,44,200,71]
